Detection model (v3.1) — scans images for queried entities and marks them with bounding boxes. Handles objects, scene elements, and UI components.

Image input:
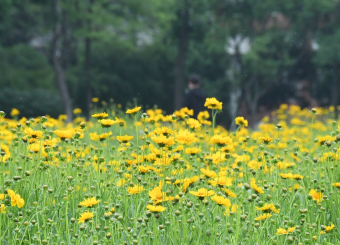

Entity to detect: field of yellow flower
[0,100,339,244]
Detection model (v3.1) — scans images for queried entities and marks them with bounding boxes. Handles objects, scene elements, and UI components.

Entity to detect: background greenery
[0,0,339,126]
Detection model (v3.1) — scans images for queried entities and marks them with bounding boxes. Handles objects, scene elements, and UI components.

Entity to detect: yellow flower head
[186,118,201,130]
[79,197,100,207]
[128,185,144,194]
[189,188,215,199]
[78,211,94,223]
[151,135,175,147]
[7,189,25,208]
[126,106,141,115]
[117,135,134,143]
[210,195,231,208]
[235,117,248,127]
[24,128,43,139]
[54,129,75,140]
[146,205,166,212]
[10,108,20,117]
[309,189,323,203]
[210,135,232,146]
[92,112,108,119]
[255,213,272,221]
[99,119,117,128]
[204,98,223,110]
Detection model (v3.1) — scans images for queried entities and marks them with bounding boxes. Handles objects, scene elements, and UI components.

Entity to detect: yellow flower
[10,108,20,117]
[200,168,217,178]
[256,203,280,213]
[126,106,141,115]
[116,135,134,143]
[276,227,296,235]
[78,211,94,223]
[175,129,197,145]
[186,118,201,130]
[332,183,340,188]
[128,185,144,194]
[92,112,108,119]
[250,178,264,194]
[151,135,175,147]
[204,98,223,110]
[254,213,272,221]
[197,111,210,122]
[54,129,75,140]
[24,128,43,139]
[184,147,201,155]
[258,136,273,144]
[221,188,237,197]
[210,135,232,146]
[189,188,215,199]
[209,176,233,187]
[149,186,170,203]
[320,224,335,234]
[7,189,25,208]
[210,195,231,208]
[99,132,112,141]
[309,189,322,203]
[279,173,303,180]
[235,117,248,127]
[146,205,166,212]
[92,97,99,102]
[154,127,172,136]
[99,119,117,128]
[90,133,100,141]
[0,204,6,213]
[79,197,100,207]
[73,108,82,114]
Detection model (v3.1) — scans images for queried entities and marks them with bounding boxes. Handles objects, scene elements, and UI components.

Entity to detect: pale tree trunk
[84,0,93,120]
[51,0,73,122]
[174,5,189,110]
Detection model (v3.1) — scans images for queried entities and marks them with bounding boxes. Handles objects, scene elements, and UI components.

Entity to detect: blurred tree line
[0,0,340,126]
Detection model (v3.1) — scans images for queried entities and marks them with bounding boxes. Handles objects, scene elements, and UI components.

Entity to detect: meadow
[0,98,339,245]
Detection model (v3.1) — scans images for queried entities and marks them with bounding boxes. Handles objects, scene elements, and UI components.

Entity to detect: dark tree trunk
[174,6,189,110]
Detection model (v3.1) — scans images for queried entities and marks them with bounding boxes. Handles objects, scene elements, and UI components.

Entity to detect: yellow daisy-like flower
[54,129,75,140]
[126,106,141,115]
[332,182,340,188]
[235,117,248,127]
[200,168,217,178]
[258,136,273,144]
[221,188,237,197]
[99,132,112,141]
[99,119,117,128]
[186,118,201,130]
[10,108,20,117]
[0,204,6,213]
[92,112,108,119]
[276,227,296,235]
[146,205,166,212]
[254,213,272,221]
[210,195,231,208]
[184,147,201,155]
[309,189,323,203]
[73,108,82,114]
[210,135,232,146]
[128,185,144,194]
[250,178,264,194]
[116,135,134,143]
[204,98,223,110]
[78,211,94,223]
[7,189,25,208]
[320,224,335,234]
[149,186,170,203]
[256,203,280,213]
[189,188,215,200]
[92,97,99,102]
[151,135,175,147]
[79,197,100,207]
[24,128,43,139]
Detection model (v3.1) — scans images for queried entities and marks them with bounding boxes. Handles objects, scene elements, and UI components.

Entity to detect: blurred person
[181,74,207,118]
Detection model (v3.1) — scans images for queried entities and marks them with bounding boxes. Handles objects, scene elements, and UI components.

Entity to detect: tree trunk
[174,6,189,110]
[84,0,93,121]
[84,37,92,120]
[51,0,73,122]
